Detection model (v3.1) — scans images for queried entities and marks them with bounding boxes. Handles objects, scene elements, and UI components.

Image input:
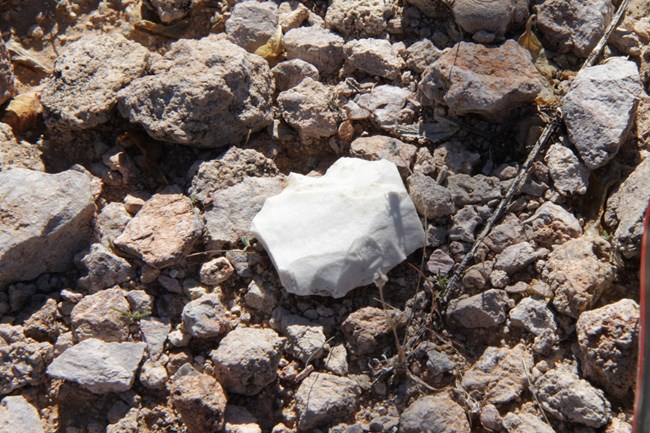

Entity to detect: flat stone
[226,1,278,53]
[114,192,203,269]
[447,174,502,206]
[426,249,454,276]
[449,289,513,328]
[344,39,404,80]
[0,396,44,433]
[170,367,227,433]
[0,168,95,288]
[577,299,639,398]
[95,202,131,247]
[71,288,131,343]
[139,316,171,359]
[400,393,470,433]
[295,372,361,431]
[563,58,641,169]
[75,243,134,293]
[544,142,589,196]
[325,0,391,38]
[251,158,425,298]
[284,26,344,75]
[419,40,542,121]
[494,241,547,275]
[181,294,231,339]
[47,338,146,394]
[350,136,417,177]
[407,173,455,218]
[211,327,283,395]
[484,213,524,253]
[356,85,417,128]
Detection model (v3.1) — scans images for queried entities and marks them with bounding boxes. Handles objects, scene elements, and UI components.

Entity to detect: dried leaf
[518,14,542,61]
[1,91,42,133]
[254,25,283,60]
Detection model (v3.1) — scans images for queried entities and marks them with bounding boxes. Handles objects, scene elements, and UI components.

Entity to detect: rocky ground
[1,0,649,432]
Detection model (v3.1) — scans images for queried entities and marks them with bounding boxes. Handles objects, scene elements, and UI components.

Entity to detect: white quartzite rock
[563,58,641,169]
[46,338,146,394]
[251,158,425,297]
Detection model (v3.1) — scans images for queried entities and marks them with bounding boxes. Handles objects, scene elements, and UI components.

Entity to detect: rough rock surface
[544,142,590,196]
[451,0,515,36]
[95,202,131,247]
[226,1,278,53]
[535,364,612,427]
[181,294,231,339]
[46,338,146,394]
[0,337,53,395]
[344,39,404,80]
[356,85,417,128]
[577,299,639,398]
[118,37,274,148]
[0,395,44,433]
[341,307,407,356]
[461,344,532,404]
[447,174,502,206]
[523,202,582,248]
[148,0,191,23]
[272,59,320,91]
[41,34,149,131]
[211,327,283,395]
[350,136,417,176]
[325,0,390,38]
[536,0,613,57]
[295,372,361,431]
[544,234,615,318]
[0,123,43,171]
[170,367,227,433]
[273,308,327,363]
[75,243,133,293]
[114,192,202,269]
[449,289,513,328]
[251,158,425,297]
[0,168,95,288]
[407,173,455,218]
[502,412,556,433]
[71,288,131,342]
[283,26,345,75]
[400,393,471,433]
[509,297,557,336]
[0,40,14,106]
[199,257,234,286]
[605,157,650,258]
[494,241,547,275]
[419,40,542,121]
[563,58,641,169]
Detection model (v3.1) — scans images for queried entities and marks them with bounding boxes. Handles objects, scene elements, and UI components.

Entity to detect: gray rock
[432,141,481,175]
[407,173,455,218]
[350,136,417,177]
[284,26,345,75]
[139,316,171,359]
[139,359,168,389]
[203,176,284,248]
[524,201,582,248]
[324,344,349,376]
[0,395,44,433]
[273,308,326,363]
[75,243,134,293]
[344,39,405,80]
[226,1,278,53]
[502,412,556,433]
[563,58,641,169]
[24,298,61,342]
[181,294,231,339]
[484,213,524,253]
[451,0,515,36]
[41,34,149,131]
[47,338,146,394]
[356,85,417,128]
[0,123,43,171]
[188,147,280,206]
[0,40,14,106]
[426,249,454,276]
[510,297,557,335]
[200,257,235,286]
[400,393,470,433]
[95,202,131,247]
[71,288,132,342]
[170,366,227,433]
[325,0,391,37]
[244,278,279,314]
[211,327,283,395]
[272,59,320,91]
[545,142,590,196]
[535,364,611,427]
[114,192,203,269]
[118,37,274,148]
[536,0,613,57]
[148,0,191,23]
[426,224,448,248]
[577,299,639,399]
[420,40,542,121]
[604,157,650,258]
[0,338,53,395]
[125,290,153,314]
[462,344,532,405]
[447,174,502,207]
[545,234,615,318]
[0,168,95,288]
[406,39,441,74]
[461,261,494,290]
[449,289,513,328]
[295,372,361,431]
[495,241,548,275]
[342,306,407,356]
[449,205,482,243]
[224,406,262,433]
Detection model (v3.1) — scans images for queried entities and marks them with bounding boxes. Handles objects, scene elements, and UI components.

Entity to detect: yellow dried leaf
[518,14,542,61]
[254,25,283,60]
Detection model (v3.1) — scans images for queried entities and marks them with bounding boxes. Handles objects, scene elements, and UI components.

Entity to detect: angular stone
[284,26,344,75]
[0,40,14,106]
[325,0,390,38]
[407,173,455,218]
[0,339,53,395]
[537,0,612,57]
[426,249,454,276]
[350,136,417,177]
[451,0,515,35]
[544,142,589,196]
[356,85,417,128]
[449,289,512,328]
[0,396,44,433]
[75,243,134,293]
[484,213,524,253]
[0,123,43,171]
[341,307,407,356]
[462,344,532,405]
[118,37,274,148]
[226,1,278,53]
[47,338,146,394]
[494,241,547,275]
[251,158,425,297]
[523,202,582,248]
[295,372,361,431]
[447,174,502,206]
[41,34,149,131]
[450,205,482,243]
[71,288,131,343]
[344,39,404,80]
[535,365,611,427]
[170,367,227,433]
[271,59,320,91]
[114,192,202,269]
[509,297,557,336]
[95,202,131,247]
[604,157,650,258]
[563,58,641,169]
[406,39,441,74]
[400,393,470,433]
[273,308,326,363]
[139,316,170,359]
[577,299,639,398]
[211,327,282,395]
[420,40,542,121]
[0,168,95,288]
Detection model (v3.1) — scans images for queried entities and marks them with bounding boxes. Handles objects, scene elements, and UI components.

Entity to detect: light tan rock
[71,288,131,343]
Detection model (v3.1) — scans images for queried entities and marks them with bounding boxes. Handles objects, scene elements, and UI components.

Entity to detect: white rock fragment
[251,158,425,297]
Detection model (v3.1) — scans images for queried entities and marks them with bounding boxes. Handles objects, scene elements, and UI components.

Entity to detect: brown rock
[342,306,407,356]
[71,288,131,343]
[170,370,228,433]
[350,136,417,177]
